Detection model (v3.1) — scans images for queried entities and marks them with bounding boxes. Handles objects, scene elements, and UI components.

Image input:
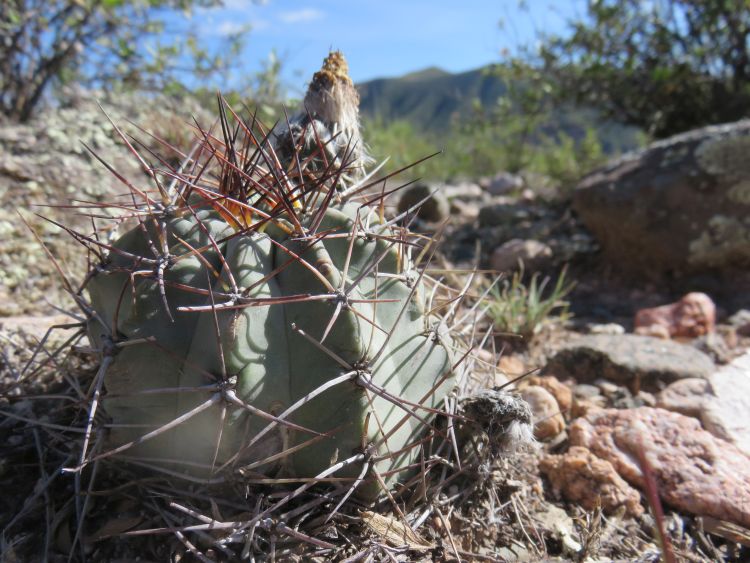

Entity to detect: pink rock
[634,292,716,339]
[569,407,750,528]
[540,446,644,517]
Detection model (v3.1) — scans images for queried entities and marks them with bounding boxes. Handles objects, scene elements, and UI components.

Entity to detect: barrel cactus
[81,52,461,501]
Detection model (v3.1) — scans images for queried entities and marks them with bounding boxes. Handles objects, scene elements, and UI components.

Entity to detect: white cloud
[223,0,267,9]
[217,21,247,36]
[278,8,323,24]
[214,18,268,36]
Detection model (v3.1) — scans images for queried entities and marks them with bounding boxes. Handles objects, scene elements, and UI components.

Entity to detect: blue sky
[192,0,583,94]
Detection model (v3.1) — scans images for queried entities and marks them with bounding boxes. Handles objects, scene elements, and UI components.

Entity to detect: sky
[190,0,584,94]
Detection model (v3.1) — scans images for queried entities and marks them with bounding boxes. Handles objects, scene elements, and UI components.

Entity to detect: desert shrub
[0,0,249,122]
[527,0,750,138]
[488,268,575,340]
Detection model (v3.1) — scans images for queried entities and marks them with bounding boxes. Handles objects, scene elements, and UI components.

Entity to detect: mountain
[357,66,506,132]
[356,65,642,154]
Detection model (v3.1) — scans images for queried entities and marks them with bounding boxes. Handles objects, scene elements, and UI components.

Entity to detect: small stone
[482,171,524,196]
[635,324,671,340]
[635,391,656,407]
[490,238,552,272]
[586,322,626,335]
[546,333,715,392]
[691,332,733,364]
[524,375,572,414]
[571,397,604,418]
[540,446,644,517]
[701,351,750,457]
[448,199,479,222]
[572,383,601,400]
[657,378,710,418]
[520,386,565,440]
[634,292,716,339]
[571,384,605,417]
[728,309,750,336]
[396,182,449,223]
[569,407,750,528]
[532,504,582,556]
[497,354,526,379]
[442,181,483,200]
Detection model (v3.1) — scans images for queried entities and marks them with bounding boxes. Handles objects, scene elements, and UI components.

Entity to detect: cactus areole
[84,52,459,501]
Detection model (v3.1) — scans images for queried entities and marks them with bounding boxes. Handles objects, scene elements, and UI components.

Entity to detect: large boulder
[574,120,750,275]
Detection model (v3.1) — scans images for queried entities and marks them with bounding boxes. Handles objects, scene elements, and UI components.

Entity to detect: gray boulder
[574,120,750,275]
[546,334,715,392]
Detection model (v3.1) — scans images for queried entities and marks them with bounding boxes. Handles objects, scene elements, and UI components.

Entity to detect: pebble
[520,385,565,440]
[489,238,553,273]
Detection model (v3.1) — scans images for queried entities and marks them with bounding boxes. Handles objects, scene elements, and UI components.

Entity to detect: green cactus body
[87,207,233,460]
[88,199,455,499]
[83,51,458,501]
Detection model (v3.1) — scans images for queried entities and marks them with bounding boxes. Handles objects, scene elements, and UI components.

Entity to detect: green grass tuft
[488,267,575,340]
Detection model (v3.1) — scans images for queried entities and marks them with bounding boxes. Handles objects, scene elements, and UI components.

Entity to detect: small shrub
[488,267,575,339]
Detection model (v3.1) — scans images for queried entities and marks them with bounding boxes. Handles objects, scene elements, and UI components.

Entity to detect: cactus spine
[81,52,461,502]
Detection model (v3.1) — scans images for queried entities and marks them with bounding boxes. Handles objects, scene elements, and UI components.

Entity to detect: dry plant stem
[638,441,676,563]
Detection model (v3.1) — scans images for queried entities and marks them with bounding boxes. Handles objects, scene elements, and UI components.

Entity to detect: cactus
[0,51,537,560]
[80,52,461,503]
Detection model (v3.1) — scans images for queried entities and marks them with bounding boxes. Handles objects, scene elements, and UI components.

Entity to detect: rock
[0,314,75,340]
[586,322,626,335]
[570,407,750,528]
[520,386,565,440]
[448,199,479,222]
[635,324,672,340]
[573,120,750,275]
[572,383,602,400]
[489,238,552,272]
[571,383,606,417]
[656,378,710,418]
[728,309,750,336]
[691,331,733,364]
[634,292,716,339]
[0,92,211,316]
[546,334,715,392]
[442,181,484,201]
[540,446,644,517]
[523,375,572,414]
[532,504,582,556]
[477,202,533,228]
[701,351,750,457]
[396,182,450,223]
[636,390,657,407]
[497,354,526,379]
[481,171,523,195]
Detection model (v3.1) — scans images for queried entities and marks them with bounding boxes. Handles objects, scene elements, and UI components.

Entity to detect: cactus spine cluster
[80,52,462,501]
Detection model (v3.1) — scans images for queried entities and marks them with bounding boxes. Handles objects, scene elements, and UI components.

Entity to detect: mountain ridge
[355,65,642,153]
